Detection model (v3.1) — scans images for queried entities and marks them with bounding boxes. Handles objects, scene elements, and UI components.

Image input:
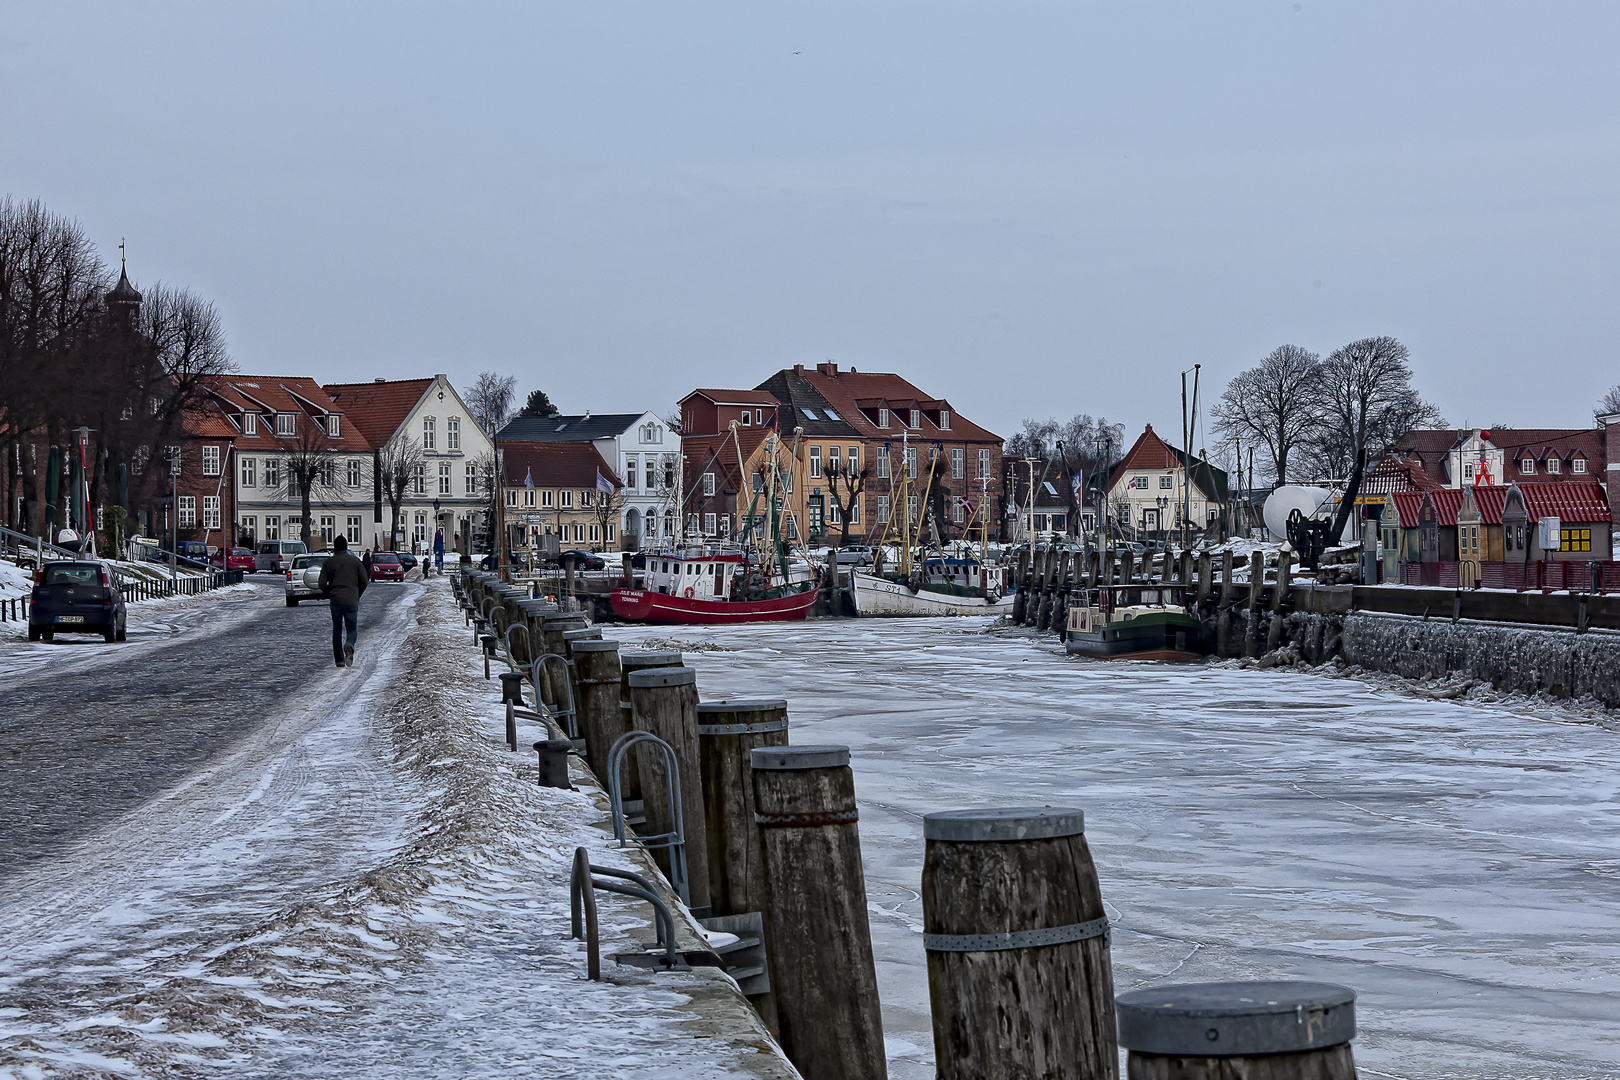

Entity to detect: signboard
[1538,516,1561,550]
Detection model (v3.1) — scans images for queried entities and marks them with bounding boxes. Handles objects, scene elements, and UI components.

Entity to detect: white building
[496,411,680,550]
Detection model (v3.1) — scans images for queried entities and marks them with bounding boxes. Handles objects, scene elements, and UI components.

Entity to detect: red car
[212,547,257,572]
[369,552,405,581]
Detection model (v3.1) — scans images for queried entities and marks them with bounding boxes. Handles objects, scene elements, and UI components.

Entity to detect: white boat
[850,558,1012,618]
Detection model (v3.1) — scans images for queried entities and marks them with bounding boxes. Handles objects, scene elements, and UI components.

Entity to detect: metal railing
[606,730,690,905]
[569,847,680,979]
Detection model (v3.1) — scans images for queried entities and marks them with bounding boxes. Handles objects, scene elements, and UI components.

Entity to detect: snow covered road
[614,617,1620,1080]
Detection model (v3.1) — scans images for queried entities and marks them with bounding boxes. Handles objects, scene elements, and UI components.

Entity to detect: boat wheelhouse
[1064,583,1205,661]
[610,546,818,624]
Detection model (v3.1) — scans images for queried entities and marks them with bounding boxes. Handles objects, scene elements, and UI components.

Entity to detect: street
[614,618,1620,1080]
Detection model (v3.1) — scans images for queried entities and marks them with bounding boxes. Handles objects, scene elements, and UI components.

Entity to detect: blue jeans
[330,601,358,664]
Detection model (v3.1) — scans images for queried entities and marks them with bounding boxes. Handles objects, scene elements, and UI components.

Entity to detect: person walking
[318,535,368,668]
[433,529,445,577]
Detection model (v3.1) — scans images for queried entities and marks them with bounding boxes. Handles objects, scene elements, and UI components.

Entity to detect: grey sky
[3,3,1615,444]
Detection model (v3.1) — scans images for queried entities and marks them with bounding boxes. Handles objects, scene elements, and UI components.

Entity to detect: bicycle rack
[569,847,681,978]
[606,730,690,905]
[531,653,578,740]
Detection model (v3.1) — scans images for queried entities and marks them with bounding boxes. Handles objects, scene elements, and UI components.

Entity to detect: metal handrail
[569,847,679,977]
[605,730,690,905]
[530,653,578,739]
[503,622,527,672]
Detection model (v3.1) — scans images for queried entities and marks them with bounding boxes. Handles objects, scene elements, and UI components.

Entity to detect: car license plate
[57,615,85,624]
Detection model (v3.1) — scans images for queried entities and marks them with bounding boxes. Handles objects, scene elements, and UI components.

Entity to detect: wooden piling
[570,640,622,776]
[1244,550,1265,658]
[922,807,1116,1080]
[1012,549,1031,623]
[1266,549,1292,653]
[751,745,886,1080]
[1116,980,1356,1080]
[1196,551,1211,608]
[539,614,588,704]
[629,666,711,915]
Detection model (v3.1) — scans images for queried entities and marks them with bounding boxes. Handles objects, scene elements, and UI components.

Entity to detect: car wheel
[27,625,40,642]
[116,620,127,642]
[41,629,54,642]
[103,626,116,643]
[286,595,298,607]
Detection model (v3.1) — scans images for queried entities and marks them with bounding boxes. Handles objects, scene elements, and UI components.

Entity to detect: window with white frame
[827,446,840,475]
[240,515,257,540]
[243,413,257,436]
[560,489,573,508]
[848,446,859,472]
[422,416,436,450]
[663,458,675,489]
[940,410,951,430]
[523,487,535,506]
[265,516,280,540]
[952,448,963,479]
[466,463,479,495]
[241,457,256,487]
[703,471,715,496]
[810,447,822,478]
[202,445,221,476]
[904,447,917,478]
[878,408,890,428]
[783,468,793,494]
[953,499,964,523]
[589,524,600,542]
[346,515,362,543]
[413,511,427,544]
[203,496,221,530]
[1573,457,1587,474]
[877,451,890,479]
[740,411,751,426]
[320,515,334,543]
[327,415,340,437]
[439,462,452,495]
[413,463,426,495]
[719,514,730,535]
[446,417,459,450]
[1521,458,1535,474]
[320,459,335,487]
[178,496,197,528]
[264,459,280,489]
[507,489,519,506]
[704,512,717,535]
[606,523,615,542]
[907,495,919,522]
[348,459,362,487]
[1159,475,1173,489]
[828,501,841,525]
[877,495,891,522]
[1547,456,1561,473]
[626,458,638,489]
[978,448,990,477]
[276,413,294,436]
[541,489,554,507]
[910,409,921,429]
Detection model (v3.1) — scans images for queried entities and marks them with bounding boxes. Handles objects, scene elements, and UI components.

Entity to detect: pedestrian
[363,548,372,577]
[434,529,445,577]
[318,535,368,668]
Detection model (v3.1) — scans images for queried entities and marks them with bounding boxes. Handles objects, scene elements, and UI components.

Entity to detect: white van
[254,539,308,574]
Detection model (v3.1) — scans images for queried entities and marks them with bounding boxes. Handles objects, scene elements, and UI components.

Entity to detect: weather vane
[119,237,126,268]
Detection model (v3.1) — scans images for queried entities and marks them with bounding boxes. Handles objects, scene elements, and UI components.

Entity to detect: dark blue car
[29,561,127,643]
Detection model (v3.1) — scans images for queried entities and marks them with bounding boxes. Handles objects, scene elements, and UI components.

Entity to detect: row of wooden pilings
[1010,543,1301,653]
[458,568,1357,1080]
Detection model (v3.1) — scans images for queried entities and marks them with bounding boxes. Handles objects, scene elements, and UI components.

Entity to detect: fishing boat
[1064,583,1205,661]
[610,549,817,624]
[850,555,1012,617]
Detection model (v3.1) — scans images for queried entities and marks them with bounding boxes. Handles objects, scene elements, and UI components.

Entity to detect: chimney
[816,362,839,376]
[793,364,805,375]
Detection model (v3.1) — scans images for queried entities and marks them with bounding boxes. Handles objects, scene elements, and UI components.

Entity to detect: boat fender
[684,586,695,598]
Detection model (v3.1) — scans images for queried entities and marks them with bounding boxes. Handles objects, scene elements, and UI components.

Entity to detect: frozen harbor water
[615,617,1620,1080]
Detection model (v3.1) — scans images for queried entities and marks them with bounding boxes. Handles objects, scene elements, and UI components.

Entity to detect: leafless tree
[1307,337,1444,540]
[590,483,621,551]
[1212,344,1320,488]
[465,371,516,438]
[377,433,425,547]
[1596,384,1620,421]
[825,457,869,545]
[273,413,344,547]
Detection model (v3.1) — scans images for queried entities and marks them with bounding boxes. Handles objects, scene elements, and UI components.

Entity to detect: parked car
[559,549,606,571]
[254,540,308,574]
[831,545,878,567]
[370,551,405,581]
[212,547,257,572]
[399,552,418,572]
[28,560,126,643]
[284,553,332,606]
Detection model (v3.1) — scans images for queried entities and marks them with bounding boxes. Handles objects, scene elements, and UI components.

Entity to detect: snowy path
[613,618,1620,1080]
[0,581,791,1079]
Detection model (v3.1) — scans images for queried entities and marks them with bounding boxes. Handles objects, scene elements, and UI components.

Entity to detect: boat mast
[899,429,912,578]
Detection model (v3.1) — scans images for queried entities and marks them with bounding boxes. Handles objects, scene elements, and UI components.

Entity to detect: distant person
[433,529,445,576]
[318,535,368,668]
[362,548,373,577]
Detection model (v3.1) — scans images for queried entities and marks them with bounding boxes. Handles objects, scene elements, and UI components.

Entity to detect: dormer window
[1572,457,1587,474]
[755,409,764,426]
[940,410,951,430]
[1546,456,1561,474]
[244,413,257,436]
[910,409,921,429]
[740,411,750,426]
[276,413,294,436]
[327,415,341,437]
[878,408,890,428]
[1521,457,1534,474]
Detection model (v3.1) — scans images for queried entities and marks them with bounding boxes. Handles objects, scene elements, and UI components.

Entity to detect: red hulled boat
[609,549,818,624]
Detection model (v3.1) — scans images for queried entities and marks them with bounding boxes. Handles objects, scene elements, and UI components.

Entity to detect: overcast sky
[3,3,1615,444]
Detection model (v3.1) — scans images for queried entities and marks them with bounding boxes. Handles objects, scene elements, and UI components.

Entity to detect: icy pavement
[0,582,791,1079]
[613,617,1620,1080]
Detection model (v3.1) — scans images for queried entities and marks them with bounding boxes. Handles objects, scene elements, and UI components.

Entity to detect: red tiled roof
[1113,424,1179,472]
[1394,427,1606,485]
[500,441,622,489]
[183,401,241,440]
[1393,482,1610,528]
[681,429,771,492]
[322,378,436,448]
[682,388,781,406]
[200,375,374,452]
[787,366,1000,444]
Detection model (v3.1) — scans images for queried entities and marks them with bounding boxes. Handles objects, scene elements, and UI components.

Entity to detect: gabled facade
[499,441,623,552]
[496,411,679,550]
[324,374,494,553]
[1105,424,1228,539]
[1393,428,1606,488]
[679,390,782,438]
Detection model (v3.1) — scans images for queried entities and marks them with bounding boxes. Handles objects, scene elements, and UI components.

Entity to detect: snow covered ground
[613,617,1620,1080]
[0,582,792,1079]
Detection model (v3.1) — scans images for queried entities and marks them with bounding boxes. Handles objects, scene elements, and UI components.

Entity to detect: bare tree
[1308,336,1444,540]
[274,413,343,547]
[1597,384,1620,421]
[590,483,621,552]
[825,457,869,545]
[1213,345,1320,488]
[465,371,516,438]
[377,433,425,547]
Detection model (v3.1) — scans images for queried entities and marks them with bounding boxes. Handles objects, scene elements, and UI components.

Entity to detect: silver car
[284,553,331,606]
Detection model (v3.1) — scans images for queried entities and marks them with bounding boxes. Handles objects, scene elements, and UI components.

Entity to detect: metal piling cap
[622,650,682,668]
[571,639,620,653]
[696,699,789,714]
[750,745,849,770]
[627,666,696,688]
[924,807,1085,843]
[1115,980,1356,1057]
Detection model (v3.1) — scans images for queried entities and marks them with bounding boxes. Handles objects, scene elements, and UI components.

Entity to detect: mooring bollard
[1115,980,1357,1079]
[498,669,525,706]
[534,739,574,789]
[629,666,712,917]
[697,699,789,917]
[751,745,886,1080]
[571,639,622,775]
[922,807,1115,1080]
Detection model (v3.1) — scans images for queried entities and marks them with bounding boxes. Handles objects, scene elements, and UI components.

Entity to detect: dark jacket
[319,549,369,607]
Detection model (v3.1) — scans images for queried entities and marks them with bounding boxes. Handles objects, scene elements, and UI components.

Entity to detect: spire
[106,238,142,324]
